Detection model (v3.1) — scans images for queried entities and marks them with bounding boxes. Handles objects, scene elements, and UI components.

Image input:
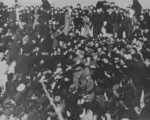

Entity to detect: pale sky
[1,0,150,9]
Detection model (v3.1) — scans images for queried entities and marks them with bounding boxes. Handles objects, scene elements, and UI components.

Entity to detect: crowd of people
[0,0,150,120]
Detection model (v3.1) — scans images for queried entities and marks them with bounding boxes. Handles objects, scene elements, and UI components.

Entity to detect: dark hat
[77,3,81,6]
[45,73,51,79]
[7,73,13,81]
[105,88,113,98]
[94,87,103,95]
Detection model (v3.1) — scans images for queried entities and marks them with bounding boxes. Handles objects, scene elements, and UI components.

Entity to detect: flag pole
[40,77,64,120]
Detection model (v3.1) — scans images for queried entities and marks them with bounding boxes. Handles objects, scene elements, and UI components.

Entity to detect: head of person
[77,4,81,8]
[34,9,38,14]
[40,6,44,11]
[140,15,144,21]
[97,8,101,13]
[54,96,63,105]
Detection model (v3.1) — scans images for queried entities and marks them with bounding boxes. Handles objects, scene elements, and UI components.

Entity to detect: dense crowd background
[0,0,150,120]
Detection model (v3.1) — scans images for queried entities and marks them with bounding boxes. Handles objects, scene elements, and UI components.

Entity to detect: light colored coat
[63,14,72,35]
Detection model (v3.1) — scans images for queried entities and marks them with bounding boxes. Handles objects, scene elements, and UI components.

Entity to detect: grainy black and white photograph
[0,0,150,120]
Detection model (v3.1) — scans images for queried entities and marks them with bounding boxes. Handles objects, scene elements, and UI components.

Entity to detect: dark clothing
[41,0,51,10]
[59,13,65,26]
[93,12,105,38]
[132,0,142,20]
[73,17,83,31]
[140,20,147,30]
[27,12,34,27]
[8,11,16,33]
[128,60,147,106]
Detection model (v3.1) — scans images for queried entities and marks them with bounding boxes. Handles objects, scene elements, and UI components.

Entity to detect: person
[73,13,83,34]
[127,54,147,108]
[8,8,17,34]
[41,0,51,10]
[93,8,105,38]
[63,10,72,36]
[32,8,40,30]
[5,73,14,97]
[82,14,91,36]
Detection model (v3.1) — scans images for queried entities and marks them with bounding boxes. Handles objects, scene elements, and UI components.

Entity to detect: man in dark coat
[73,13,83,32]
[53,10,61,28]
[93,8,105,38]
[19,10,28,23]
[8,8,17,33]
[128,54,147,107]
[0,7,9,27]
[58,11,65,26]
[27,9,34,27]
[5,73,15,98]
[41,0,51,10]
[139,15,147,30]
[132,0,142,20]
[0,2,4,8]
